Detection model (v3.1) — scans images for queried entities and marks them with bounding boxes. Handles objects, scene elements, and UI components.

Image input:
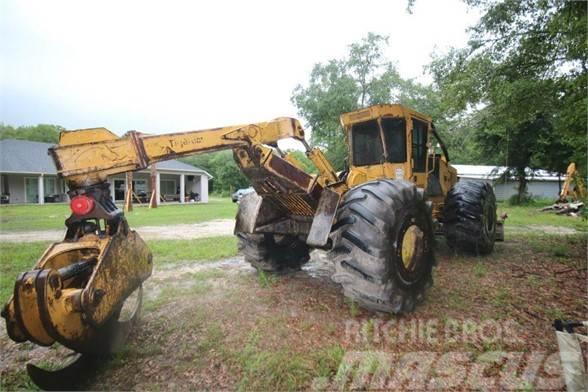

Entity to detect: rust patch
[128,131,149,169]
[266,154,313,191]
[307,189,340,247]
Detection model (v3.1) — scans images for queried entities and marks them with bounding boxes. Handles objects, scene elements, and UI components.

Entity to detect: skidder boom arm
[50,117,344,246]
[51,117,312,186]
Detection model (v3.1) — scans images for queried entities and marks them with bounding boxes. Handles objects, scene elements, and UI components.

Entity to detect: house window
[0,174,7,194]
[132,180,148,194]
[114,179,126,201]
[24,177,39,203]
[44,177,56,196]
[161,179,176,195]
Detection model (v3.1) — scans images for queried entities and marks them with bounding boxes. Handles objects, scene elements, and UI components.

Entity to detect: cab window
[351,120,383,166]
[412,118,428,172]
[382,117,406,163]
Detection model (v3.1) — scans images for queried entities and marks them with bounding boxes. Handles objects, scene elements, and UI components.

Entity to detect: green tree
[430,0,587,202]
[0,123,63,143]
[181,150,249,195]
[292,33,406,170]
[291,59,358,169]
[182,149,319,196]
[291,33,466,169]
[347,34,402,106]
[284,150,317,174]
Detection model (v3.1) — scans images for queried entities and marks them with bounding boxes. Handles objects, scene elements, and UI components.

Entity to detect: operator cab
[340,104,455,196]
[340,104,429,187]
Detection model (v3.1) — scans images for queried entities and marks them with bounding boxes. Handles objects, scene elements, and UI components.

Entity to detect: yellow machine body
[48,105,457,225]
[558,162,587,202]
[3,103,462,363]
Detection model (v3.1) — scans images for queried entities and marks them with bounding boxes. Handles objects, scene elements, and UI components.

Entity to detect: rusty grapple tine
[94,284,143,354]
[25,286,143,390]
[26,354,100,391]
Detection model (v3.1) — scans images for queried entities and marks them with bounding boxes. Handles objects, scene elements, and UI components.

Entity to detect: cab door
[410,117,429,189]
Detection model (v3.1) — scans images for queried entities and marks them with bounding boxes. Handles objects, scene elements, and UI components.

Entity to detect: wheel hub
[401,224,424,272]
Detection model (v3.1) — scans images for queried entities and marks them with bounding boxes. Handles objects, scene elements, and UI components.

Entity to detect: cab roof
[339,104,432,127]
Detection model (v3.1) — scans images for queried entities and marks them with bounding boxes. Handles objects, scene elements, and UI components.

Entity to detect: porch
[107,171,209,206]
[0,173,68,204]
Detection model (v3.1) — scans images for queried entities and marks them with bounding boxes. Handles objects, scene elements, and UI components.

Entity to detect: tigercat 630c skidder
[3,104,502,386]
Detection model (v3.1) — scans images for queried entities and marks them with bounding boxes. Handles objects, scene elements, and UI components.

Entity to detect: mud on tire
[237,233,310,273]
[443,180,497,255]
[329,179,435,314]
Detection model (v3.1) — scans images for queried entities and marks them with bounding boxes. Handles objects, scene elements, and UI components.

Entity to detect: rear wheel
[329,180,435,314]
[443,181,497,254]
[237,233,310,273]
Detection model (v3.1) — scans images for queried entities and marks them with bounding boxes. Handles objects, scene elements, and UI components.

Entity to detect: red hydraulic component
[70,195,95,216]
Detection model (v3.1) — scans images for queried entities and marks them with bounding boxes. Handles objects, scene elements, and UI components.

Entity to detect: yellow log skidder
[2,104,503,388]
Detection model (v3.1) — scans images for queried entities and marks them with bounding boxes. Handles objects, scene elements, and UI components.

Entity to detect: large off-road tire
[443,181,497,255]
[329,179,435,314]
[237,233,310,273]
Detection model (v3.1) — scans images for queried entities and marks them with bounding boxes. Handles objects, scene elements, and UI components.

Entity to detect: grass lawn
[149,236,238,265]
[1,195,585,233]
[0,236,238,305]
[0,197,237,232]
[497,200,587,232]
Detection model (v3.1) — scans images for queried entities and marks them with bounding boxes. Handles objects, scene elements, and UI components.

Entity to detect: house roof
[0,139,212,178]
[143,160,212,177]
[0,139,58,174]
[453,164,562,182]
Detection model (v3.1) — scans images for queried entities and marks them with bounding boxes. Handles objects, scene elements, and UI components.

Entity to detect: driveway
[0,219,236,242]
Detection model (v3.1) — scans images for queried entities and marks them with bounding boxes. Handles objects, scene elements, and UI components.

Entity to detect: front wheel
[329,180,435,314]
[237,233,310,273]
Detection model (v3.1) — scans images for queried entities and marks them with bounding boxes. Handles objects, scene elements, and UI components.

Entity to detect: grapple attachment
[1,183,152,388]
[4,224,151,352]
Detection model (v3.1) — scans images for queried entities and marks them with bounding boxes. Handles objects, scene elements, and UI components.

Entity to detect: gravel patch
[0,219,236,242]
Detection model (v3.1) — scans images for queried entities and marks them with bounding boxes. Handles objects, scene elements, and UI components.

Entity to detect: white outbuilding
[453,164,563,201]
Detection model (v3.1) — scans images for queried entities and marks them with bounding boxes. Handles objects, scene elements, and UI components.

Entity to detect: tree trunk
[516,167,528,203]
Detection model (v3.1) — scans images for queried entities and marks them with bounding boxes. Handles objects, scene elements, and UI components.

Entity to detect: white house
[453,164,563,201]
[0,139,212,205]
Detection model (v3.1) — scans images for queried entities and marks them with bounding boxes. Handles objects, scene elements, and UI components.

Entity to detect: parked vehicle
[231,187,254,202]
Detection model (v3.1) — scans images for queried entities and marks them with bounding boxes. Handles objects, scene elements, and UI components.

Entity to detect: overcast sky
[0,0,479,137]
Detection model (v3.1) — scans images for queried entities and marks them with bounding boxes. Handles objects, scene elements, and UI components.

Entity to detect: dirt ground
[1,235,587,390]
[0,219,236,242]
